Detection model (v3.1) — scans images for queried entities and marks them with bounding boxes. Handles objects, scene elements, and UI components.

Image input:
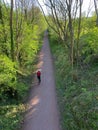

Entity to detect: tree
[10,0,14,61]
[94,0,98,26]
[76,0,83,64]
[37,0,83,68]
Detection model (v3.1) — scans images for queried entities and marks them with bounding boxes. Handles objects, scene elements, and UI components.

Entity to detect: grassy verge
[49,35,98,130]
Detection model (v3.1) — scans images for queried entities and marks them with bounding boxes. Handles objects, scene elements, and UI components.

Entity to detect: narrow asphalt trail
[22,31,60,130]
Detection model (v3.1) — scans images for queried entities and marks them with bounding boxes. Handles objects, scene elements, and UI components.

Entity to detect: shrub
[80,27,98,63]
[0,55,17,100]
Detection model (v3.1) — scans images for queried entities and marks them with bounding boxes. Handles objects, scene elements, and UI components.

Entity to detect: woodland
[0,0,46,129]
[0,0,98,130]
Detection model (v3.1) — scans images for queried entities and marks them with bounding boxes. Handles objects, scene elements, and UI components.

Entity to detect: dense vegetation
[0,0,98,130]
[0,1,46,130]
[49,15,98,130]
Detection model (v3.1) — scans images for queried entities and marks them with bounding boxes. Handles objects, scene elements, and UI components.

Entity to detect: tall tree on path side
[94,0,98,26]
[10,0,14,61]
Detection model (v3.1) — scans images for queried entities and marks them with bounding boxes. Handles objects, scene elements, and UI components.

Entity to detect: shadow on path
[22,31,60,130]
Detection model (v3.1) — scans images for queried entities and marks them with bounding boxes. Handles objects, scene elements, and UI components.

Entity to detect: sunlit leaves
[0,55,16,86]
[0,104,25,130]
[80,27,98,63]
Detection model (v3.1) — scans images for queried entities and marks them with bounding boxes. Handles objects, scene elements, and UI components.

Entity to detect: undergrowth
[0,47,41,130]
[49,35,98,130]
[0,31,44,130]
[0,74,33,130]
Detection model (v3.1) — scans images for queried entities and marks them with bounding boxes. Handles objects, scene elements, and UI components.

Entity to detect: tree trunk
[94,0,98,26]
[76,0,82,64]
[10,0,14,61]
[0,3,7,43]
[67,1,74,69]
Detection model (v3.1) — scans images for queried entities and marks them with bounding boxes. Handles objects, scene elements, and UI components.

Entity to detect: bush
[49,31,98,130]
[0,55,17,100]
[80,27,98,63]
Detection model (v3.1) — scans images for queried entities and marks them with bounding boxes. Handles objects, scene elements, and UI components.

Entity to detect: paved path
[22,31,60,130]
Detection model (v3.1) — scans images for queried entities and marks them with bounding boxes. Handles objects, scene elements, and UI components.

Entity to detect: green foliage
[0,104,25,130]
[0,24,10,55]
[80,27,98,63]
[81,16,96,31]
[0,55,16,84]
[0,2,46,130]
[18,24,40,71]
[0,55,16,98]
[49,31,98,130]
[0,55,29,100]
[0,55,26,130]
